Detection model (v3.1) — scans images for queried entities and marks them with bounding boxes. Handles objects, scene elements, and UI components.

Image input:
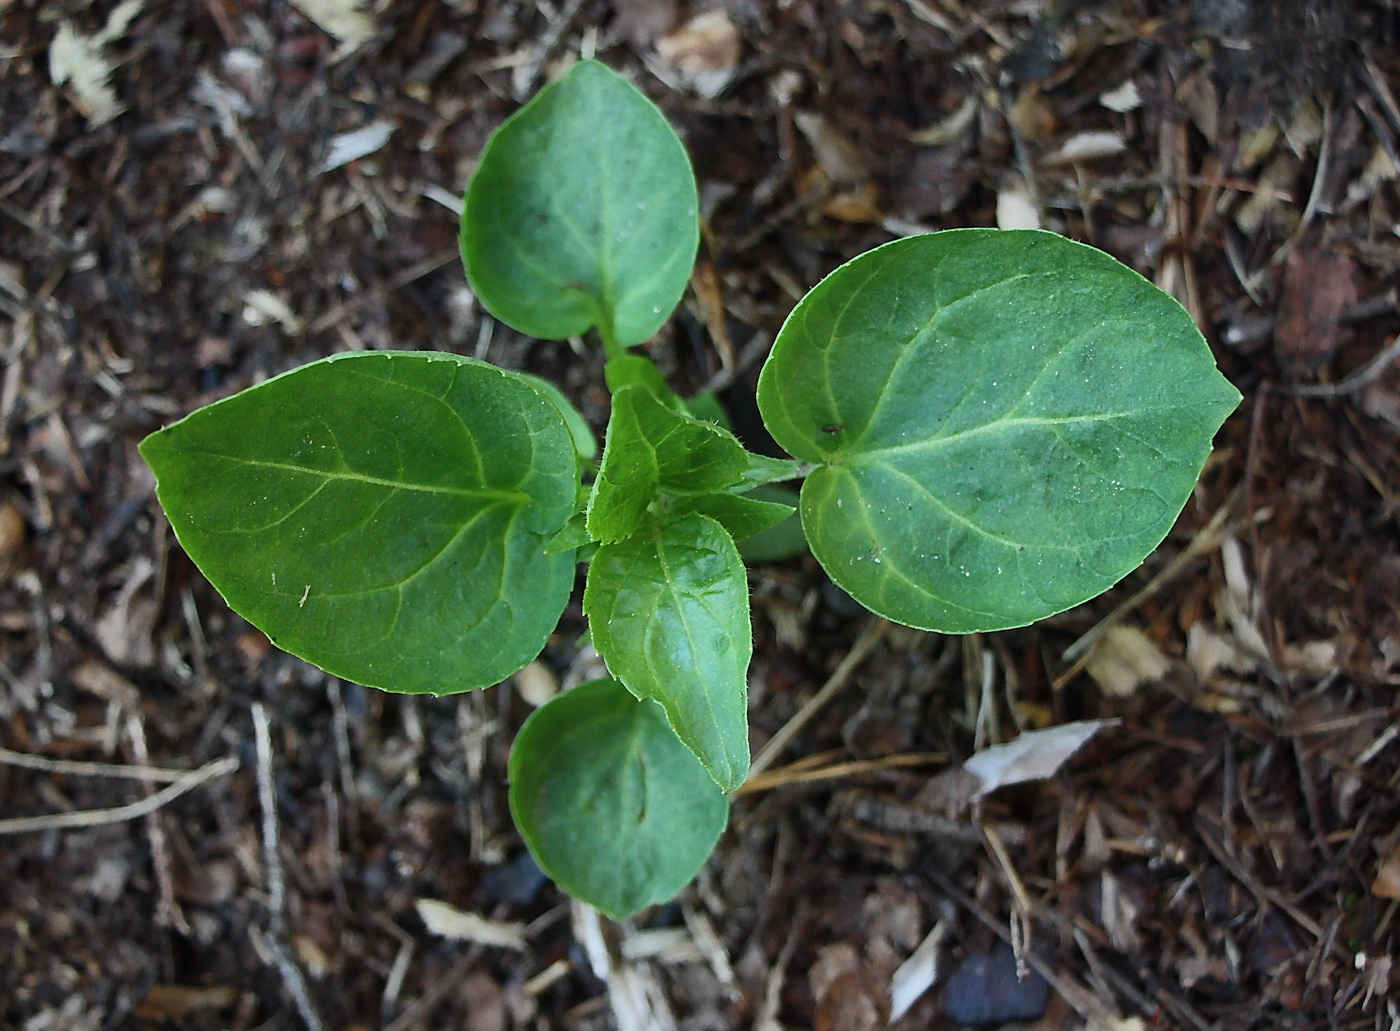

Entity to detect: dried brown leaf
[794,111,869,186]
[0,500,27,581]
[962,720,1113,797]
[1085,625,1170,697]
[1372,841,1400,900]
[134,985,239,1020]
[1273,245,1358,374]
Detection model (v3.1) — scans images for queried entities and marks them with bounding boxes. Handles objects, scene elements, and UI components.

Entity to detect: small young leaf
[461,60,699,348]
[586,384,751,543]
[734,452,803,491]
[518,371,598,461]
[583,514,751,792]
[683,391,732,430]
[734,485,809,563]
[605,354,684,408]
[508,677,729,920]
[141,352,580,694]
[757,229,1241,633]
[668,492,794,541]
[545,513,592,555]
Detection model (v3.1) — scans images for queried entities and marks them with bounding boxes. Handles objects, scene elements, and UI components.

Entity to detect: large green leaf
[461,60,699,348]
[517,371,597,462]
[586,384,751,544]
[508,678,728,919]
[757,229,1241,633]
[583,514,751,792]
[141,352,580,693]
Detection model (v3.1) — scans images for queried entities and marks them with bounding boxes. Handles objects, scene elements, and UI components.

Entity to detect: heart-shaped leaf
[141,352,580,693]
[461,60,698,349]
[583,513,751,792]
[509,677,729,920]
[757,229,1241,633]
[586,384,752,544]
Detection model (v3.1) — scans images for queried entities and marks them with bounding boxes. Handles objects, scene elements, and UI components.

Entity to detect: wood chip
[319,120,395,173]
[1099,80,1141,113]
[1085,625,1170,698]
[995,186,1040,229]
[289,0,375,46]
[889,921,947,1021]
[794,111,870,186]
[655,11,740,98]
[1045,130,1127,166]
[1372,841,1400,900]
[512,660,558,708]
[415,899,528,950]
[1185,623,1258,680]
[242,289,304,334]
[47,1,146,125]
[134,985,240,1020]
[0,499,27,581]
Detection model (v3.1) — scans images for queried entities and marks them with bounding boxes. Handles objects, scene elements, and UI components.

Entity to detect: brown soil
[2,1,1398,1029]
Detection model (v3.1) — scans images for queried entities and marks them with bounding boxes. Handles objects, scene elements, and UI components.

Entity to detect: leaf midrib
[839,406,1202,464]
[163,447,530,503]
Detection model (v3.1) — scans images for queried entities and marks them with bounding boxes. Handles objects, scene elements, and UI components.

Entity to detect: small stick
[380,940,414,1025]
[921,861,1116,1029]
[0,755,238,836]
[128,714,190,935]
[1272,335,1400,398]
[252,702,286,927]
[254,928,325,1031]
[734,752,942,796]
[518,0,589,96]
[747,619,887,780]
[0,745,197,782]
[382,952,482,1031]
[1058,495,1236,669]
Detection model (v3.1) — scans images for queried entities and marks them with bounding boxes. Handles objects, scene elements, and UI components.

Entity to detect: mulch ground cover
[2,1,1398,1029]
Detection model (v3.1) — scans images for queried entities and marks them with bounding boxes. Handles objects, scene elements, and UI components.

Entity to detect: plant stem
[597,322,625,363]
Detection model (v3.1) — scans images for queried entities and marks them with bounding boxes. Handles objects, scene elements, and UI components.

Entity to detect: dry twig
[0,745,200,783]
[0,755,238,836]
[747,618,888,779]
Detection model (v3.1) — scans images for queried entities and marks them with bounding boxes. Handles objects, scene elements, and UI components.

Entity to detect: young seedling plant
[141,61,1240,920]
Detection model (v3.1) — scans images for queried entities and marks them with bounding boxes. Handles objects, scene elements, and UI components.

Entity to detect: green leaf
[545,513,592,554]
[605,354,683,409]
[140,352,580,693]
[518,371,598,461]
[668,492,794,541]
[683,391,732,430]
[583,514,751,792]
[735,485,809,563]
[461,60,699,349]
[734,452,803,492]
[508,677,728,919]
[586,385,751,544]
[757,229,1241,633]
